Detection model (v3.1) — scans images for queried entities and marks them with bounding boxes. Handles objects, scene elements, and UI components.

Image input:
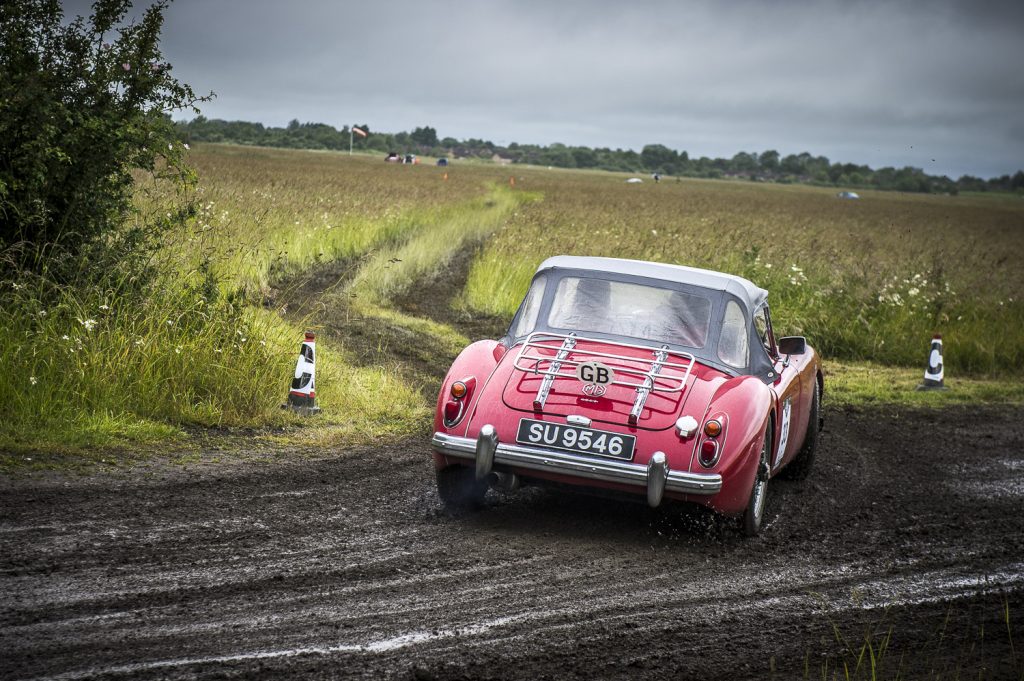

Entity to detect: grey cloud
[57,0,1024,177]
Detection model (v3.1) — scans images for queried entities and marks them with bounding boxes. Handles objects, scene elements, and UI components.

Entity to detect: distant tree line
[176,117,1024,195]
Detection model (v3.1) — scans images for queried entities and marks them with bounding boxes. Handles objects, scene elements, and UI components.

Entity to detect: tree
[410,125,438,147]
[731,151,758,174]
[640,144,677,172]
[758,150,780,173]
[571,147,597,168]
[1012,170,1024,191]
[781,152,813,176]
[0,0,208,280]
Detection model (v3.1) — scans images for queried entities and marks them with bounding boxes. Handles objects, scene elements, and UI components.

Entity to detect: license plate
[516,418,636,461]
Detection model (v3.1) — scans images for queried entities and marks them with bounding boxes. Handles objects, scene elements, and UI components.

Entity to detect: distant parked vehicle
[437,158,449,167]
[404,154,417,164]
[385,152,401,162]
[836,191,860,199]
[430,256,823,536]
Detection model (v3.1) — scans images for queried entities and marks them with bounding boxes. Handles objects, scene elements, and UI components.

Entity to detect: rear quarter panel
[434,340,504,465]
[688,375,774,515]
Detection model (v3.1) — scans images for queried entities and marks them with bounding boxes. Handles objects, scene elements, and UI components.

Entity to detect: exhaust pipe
[488,471,520,492]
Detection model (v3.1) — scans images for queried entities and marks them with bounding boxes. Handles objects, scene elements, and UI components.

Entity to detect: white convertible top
[536,256,768,312]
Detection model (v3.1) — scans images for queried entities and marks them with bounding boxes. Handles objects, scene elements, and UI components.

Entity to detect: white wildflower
[79,318,97,330]
[907,287,920,297]
[99,304,110,311]
[30,376,38,386]
[61,334,70,341]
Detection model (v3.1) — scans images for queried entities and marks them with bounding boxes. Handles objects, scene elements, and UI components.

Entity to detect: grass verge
[460,175,1024,375]
[1,146,508,456]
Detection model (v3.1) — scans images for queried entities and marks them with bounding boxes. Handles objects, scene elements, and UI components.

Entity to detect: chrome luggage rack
[513,332,695,424]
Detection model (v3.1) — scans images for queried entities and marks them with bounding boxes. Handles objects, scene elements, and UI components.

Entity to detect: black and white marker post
[916,333,948,391]
[285,331,321,414]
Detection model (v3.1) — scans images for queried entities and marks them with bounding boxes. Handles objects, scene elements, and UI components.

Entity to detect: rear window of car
[546,276,711,348]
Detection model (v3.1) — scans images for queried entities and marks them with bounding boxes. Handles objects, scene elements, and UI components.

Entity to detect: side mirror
[778,336,807,356]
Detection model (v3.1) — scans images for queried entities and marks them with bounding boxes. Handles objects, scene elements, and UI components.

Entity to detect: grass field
[0,147,516,451]
[462,172,1024,374]
[2,145,1022,453]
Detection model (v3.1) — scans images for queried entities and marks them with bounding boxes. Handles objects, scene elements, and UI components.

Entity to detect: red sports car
[431,256,822,535]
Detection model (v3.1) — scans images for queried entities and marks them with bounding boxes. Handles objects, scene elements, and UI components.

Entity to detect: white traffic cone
[916,334,948,391]
[286,331,321,413]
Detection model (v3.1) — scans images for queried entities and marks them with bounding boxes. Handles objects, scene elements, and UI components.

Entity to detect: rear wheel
[782,378,820,481]
[436,465,488,510]
[740,423,772,537]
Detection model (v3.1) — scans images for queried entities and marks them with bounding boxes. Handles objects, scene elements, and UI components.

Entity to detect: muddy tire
[436,466,487,510]
[740,423,772,537]
[782,378,820,481]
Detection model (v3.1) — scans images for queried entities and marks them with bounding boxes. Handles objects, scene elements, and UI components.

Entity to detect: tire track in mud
[2,408,1024,679]
[4,194,1024,677]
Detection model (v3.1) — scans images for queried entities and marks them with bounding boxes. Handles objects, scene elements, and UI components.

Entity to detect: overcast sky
[64,0,1024,178]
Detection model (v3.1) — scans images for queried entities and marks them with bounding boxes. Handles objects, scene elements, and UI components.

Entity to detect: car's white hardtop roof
[536,256,768,311]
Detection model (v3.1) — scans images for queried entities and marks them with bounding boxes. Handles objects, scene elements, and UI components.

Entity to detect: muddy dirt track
[2,404,1024,680]
[3,253,1024,679]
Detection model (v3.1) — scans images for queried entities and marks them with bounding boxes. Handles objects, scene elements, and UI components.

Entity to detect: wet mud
[3,406,1023,679]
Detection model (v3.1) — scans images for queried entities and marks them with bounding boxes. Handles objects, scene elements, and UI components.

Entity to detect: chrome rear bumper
[431,427,722,507]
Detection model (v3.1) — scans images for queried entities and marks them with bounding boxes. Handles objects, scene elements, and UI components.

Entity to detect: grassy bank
[462,175,1024,375]
[4,146,1022,454]
[0,146,516,452]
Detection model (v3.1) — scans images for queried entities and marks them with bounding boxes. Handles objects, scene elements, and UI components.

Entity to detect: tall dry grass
[1,145,501,451]
[462,175,1024,374]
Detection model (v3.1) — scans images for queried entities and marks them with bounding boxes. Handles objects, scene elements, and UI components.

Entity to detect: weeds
[5,145,1022,451]
[1,145,495,452]
[461,176,1024,376]
[809,595,1023,680]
